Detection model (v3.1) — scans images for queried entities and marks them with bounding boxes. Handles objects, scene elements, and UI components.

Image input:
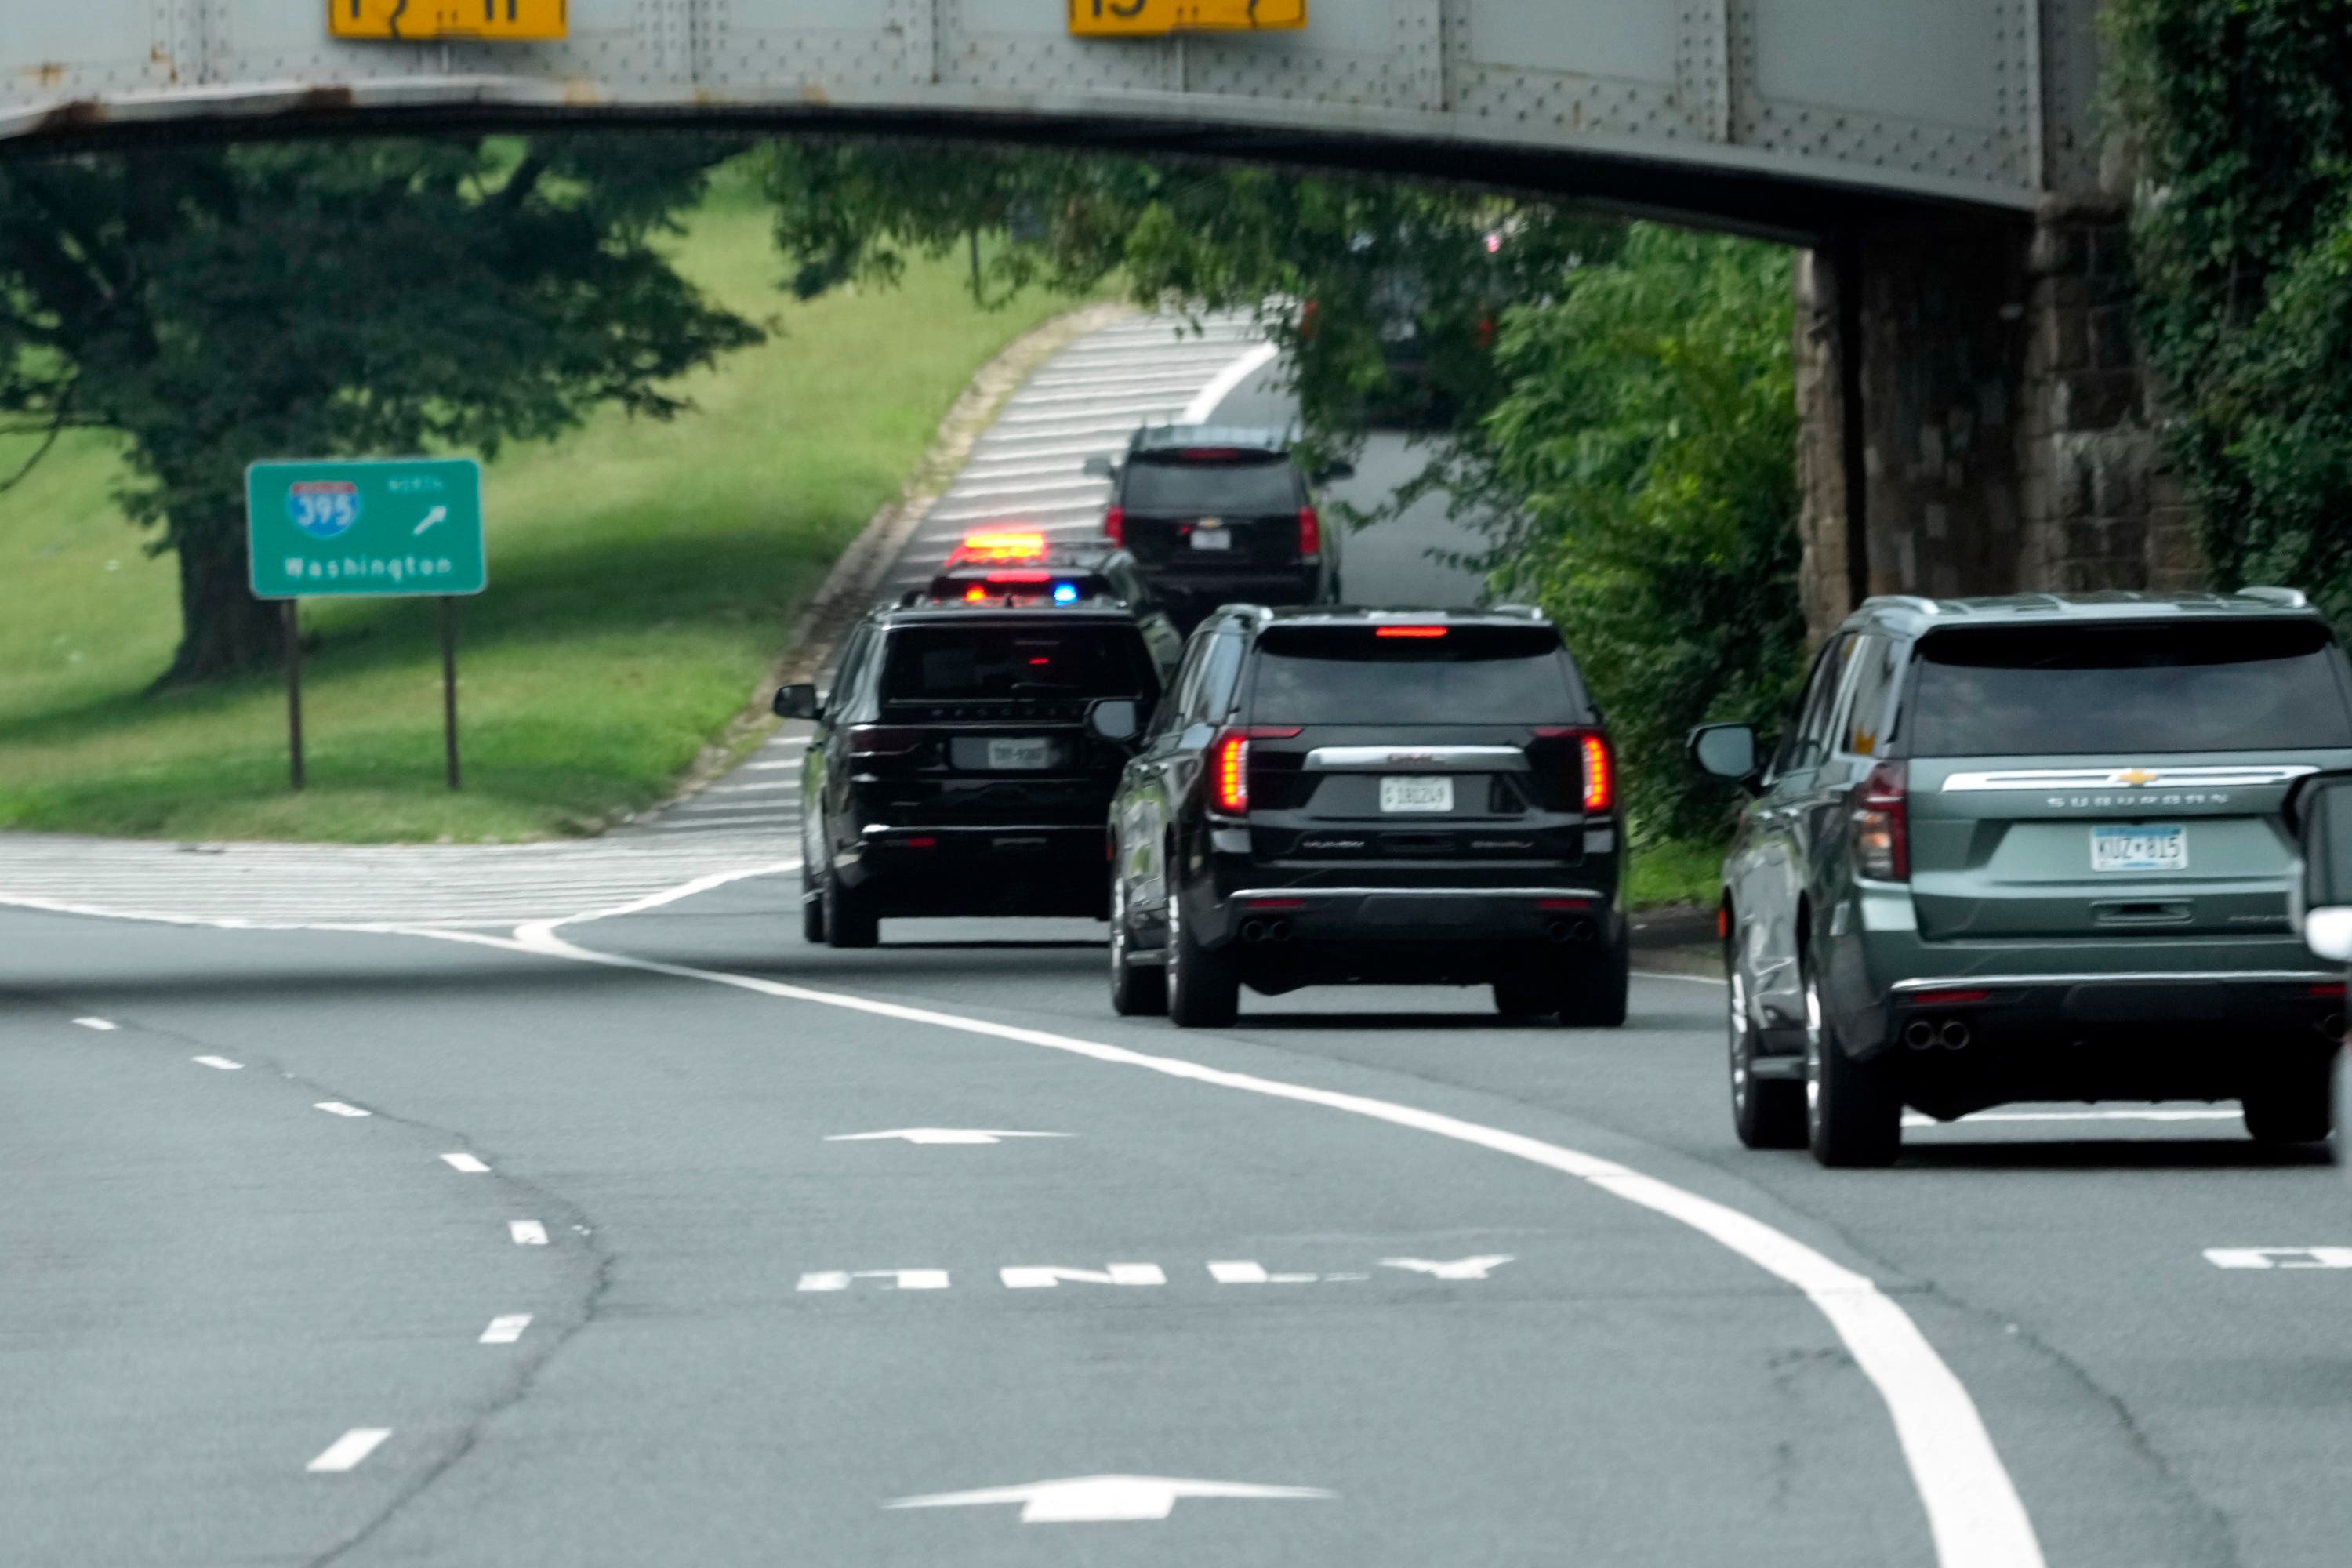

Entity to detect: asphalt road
[5,318,2350,1568]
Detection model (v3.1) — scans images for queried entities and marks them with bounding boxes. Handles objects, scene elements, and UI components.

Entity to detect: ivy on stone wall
[2110,0,2352,613]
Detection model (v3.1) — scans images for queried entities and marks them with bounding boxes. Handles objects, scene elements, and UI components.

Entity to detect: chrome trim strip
[1305,746,1527,772]
[1891,970,2341,992]
[1229,886,1605,900]
[864,823,1096,834]
[1940,764,2317,792]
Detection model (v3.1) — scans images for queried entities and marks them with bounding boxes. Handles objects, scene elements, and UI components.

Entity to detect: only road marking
[1379,1254,1515,1281]
[191,1055,242,1070]
[826,1127,1069,1145]
[2205,1247,2352,1269]
[306,1428,390,1472]
[479,1314,532,1344]
[508,1220,548,1246]
[440,1152,490,1173]
[887,1473,1331,1523]
[314,1101,371,1117]
[71,1017,117,1031]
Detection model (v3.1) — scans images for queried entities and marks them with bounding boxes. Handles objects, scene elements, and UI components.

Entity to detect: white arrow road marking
[305,1428,390,1473]
[479,1314,532,1344]
[412,505,448,535]
[314,1101,371,1118]
[508,1220,548,1246]
[797,1269,951,1292]
[371,918,2049,1568]
[1380,1254,1515,1281]
[2205,1247,2352,1269]
[440,1152,489,1173]
[71,1016,117,1031]
[191,1055,242,1070]
[1000,1264,1166,1289]
[1207,1261,1348,1284]
[886,1474,1333,1523]
[825,1127,1070,1145]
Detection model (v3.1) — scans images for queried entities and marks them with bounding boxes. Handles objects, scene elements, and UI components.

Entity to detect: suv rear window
[1246,624,1579,724]
[1123,452,1299,514]
[881,623,1154,704]
[1908,620,2352,756]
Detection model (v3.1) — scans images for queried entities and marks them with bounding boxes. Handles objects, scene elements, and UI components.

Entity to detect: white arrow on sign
[412,504,448,535]
[826,1128,1069,1145]
[885,1474,1334,1523]
[1378,1254,1515,1280]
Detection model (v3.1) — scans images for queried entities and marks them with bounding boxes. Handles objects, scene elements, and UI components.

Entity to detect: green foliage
[2108,0,2352,612]
[0,135,762,684]
[1474,226,1803,840]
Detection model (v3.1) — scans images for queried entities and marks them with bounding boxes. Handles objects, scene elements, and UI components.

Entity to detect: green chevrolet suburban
[1691,591,2352,1167]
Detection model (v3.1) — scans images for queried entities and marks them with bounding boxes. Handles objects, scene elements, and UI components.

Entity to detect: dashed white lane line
[509,1220,549,1246]
[479,1313,533,1344]
[71,1017,117,1031]
[191,1055,242,1070]
[306,1428,391,1472]
[386,918,2042,1568]
[314,1101,371,1118]
[440,1152,490,1173]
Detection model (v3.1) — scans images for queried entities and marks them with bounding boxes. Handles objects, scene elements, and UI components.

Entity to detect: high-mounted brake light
[1852,760,1910,881]
[947,529,1047,567]
[1298,506,1322,560]
[1579,733,1613,813]
[1102,505,1125,547]
[1375,626,1447,638]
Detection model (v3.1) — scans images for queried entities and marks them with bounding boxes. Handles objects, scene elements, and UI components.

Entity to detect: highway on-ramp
[4,316,2350,1568]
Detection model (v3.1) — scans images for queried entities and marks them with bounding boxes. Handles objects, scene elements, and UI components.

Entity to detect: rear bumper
[1143,566,1322,604]
[1179,881,1623,979]
[837,822,1105,917]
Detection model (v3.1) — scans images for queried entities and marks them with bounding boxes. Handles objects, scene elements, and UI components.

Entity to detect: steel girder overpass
[2,2,2103,236]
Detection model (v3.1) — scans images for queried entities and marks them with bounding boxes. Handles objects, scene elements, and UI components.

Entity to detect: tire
[1728,943,1806,1149]
[1556,938,1630,1029]
[1493,982,1559,1019]
[1803,962,1901,1167]
[1165,886,1240,1029]
[800,884,826,945]
[2242,1049,2336,1145]
[822,870,879,949]
[1108,878,1167,1018]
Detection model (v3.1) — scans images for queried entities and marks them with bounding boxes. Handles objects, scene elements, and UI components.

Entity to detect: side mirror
[1082,455,1115,478]
[2289,774,2352,960]
[1085,696,1142,746]
[1316,460,1356,483]
[772,682,821,720]
[1688,722,1761,789]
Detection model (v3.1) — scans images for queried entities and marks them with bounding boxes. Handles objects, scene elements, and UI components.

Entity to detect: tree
[0,135,762,686]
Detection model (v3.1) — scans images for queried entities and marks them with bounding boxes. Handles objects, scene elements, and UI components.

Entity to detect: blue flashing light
[1051,582,1079,604]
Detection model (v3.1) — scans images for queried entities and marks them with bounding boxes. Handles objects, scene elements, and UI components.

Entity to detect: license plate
[1379,775,1454,814]
[1189,528,1233,551]
[986,737,1052,771]
[2091,824,2187,873]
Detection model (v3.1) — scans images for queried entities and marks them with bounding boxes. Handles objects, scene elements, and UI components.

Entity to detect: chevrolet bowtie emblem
[2114,768,2159,786]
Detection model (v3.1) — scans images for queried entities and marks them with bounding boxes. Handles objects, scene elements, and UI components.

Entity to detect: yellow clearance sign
[1069,0,1305,37]
[329,1,568,42]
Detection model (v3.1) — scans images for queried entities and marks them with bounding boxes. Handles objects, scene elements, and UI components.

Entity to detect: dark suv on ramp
[775,595,1173,946]
[1098,605,1627,1027]
[1087,426,1343,626]
[1691,591,2352,1167]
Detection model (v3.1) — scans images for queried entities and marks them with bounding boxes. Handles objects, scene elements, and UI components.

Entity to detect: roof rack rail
[1486,603,1549,619]
[2236,585,2310,609]
[1859,593,1942,616]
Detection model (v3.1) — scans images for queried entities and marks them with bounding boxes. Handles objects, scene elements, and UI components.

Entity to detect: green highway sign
[245,457,486,598]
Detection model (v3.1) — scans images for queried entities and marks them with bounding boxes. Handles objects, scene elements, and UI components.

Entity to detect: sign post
[246,457,488,792]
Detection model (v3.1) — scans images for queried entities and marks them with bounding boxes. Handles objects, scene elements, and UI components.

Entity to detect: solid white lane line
[509,1220,549,1246]
[191,1055,243,1070]
[314,1101,371,1118]
[71,1017,118,1030]
[409,918,2039,1568]
[480,1313,533,1343]
[1179,339,1281,423]
[440,1152,490,1173]
[546,858,799,931]
[306,1428,391,1472]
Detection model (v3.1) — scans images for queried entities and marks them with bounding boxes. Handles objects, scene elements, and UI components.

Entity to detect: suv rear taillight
[1536,728,1613,813]
[1852,760,1909,880]
[1298,506,1321,560]
[1208,727,1301,815]
[848,726,922,757]
[1102,505,1125,547]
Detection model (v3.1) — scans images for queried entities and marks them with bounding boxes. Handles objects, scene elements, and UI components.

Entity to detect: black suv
[1096,605,1627,1026]
[775,592,1174,946]
[1085,426,1346,626]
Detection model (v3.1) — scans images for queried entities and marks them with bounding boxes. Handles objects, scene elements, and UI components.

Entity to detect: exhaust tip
[1239,920,1266,943]
[1938,1019,1971,1051]
[1903,1018,1936,1051]
[2321,1013,2346,1043]
[1268,919,1294,942]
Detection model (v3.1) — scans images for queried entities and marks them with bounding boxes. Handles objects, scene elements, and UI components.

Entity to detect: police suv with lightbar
[773,531,1178,946]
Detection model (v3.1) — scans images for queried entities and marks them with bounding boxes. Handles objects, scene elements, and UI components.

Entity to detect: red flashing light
[1580,733,1613,814]
[1210,730,1250,815]
[963,586,989,602]
[1102,505,1125,546]
[985,570,1052,583]
[1376,626,1447,638]
[1908,989,1989,1008]
[1298,506,1322,560]
[947,529,1047,567]
[1853,760,1910,881]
